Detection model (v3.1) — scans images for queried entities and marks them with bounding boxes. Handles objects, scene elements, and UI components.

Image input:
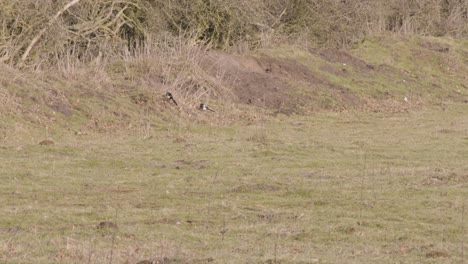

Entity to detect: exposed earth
[0,34,467,136]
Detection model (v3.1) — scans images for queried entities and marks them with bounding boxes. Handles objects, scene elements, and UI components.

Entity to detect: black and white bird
[199,103,215,112]
[164,92,178,106]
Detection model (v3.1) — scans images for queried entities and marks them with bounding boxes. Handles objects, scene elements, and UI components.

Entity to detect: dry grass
[0,103,466,263]
[1,0,467,69]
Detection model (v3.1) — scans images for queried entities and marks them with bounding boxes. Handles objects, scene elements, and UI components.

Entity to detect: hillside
[1,34,467,142]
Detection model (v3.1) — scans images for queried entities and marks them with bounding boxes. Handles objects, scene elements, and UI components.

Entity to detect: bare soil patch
[202,51,362,114]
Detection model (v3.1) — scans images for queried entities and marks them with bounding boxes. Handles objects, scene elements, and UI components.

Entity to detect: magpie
[200,103,215,112]
[164,92,178,106]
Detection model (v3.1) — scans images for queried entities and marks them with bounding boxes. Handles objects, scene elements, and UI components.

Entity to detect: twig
[274,231,280,264]
[220,215,227,241]
[109,207,119,264]
[86,236,95,264]
[270,7,287,28]
[358,149,367,225]
[20,0,82,64]
[205,169,220,230]
[462,200,465,264]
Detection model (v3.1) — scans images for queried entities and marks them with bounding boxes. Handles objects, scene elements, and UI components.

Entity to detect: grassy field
[0,102,466,263]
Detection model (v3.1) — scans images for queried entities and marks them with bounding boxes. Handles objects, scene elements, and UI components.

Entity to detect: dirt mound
[2,35,466,135]
[203,51,361,114]
[200,36,467,114]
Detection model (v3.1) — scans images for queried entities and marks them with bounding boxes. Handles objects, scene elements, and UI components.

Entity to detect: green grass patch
[1,103,466,263]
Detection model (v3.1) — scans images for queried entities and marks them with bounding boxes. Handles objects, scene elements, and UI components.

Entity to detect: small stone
[39,139,55,145]
[97,221,118,230]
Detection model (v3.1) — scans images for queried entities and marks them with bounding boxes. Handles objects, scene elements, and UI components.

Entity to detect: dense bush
[0,0,466,68]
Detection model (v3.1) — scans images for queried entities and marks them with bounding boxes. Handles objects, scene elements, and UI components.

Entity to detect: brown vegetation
[0,1,467,131]
[1,0,467,69]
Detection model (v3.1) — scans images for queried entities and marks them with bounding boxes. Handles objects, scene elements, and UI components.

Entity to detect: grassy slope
[2,35,467,138]
[351,35,468,99]
[257,35,467,110]
[0,35,467,263]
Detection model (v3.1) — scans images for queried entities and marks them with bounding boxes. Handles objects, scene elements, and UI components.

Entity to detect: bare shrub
[0,0,146,68]
[0,0,466,69]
